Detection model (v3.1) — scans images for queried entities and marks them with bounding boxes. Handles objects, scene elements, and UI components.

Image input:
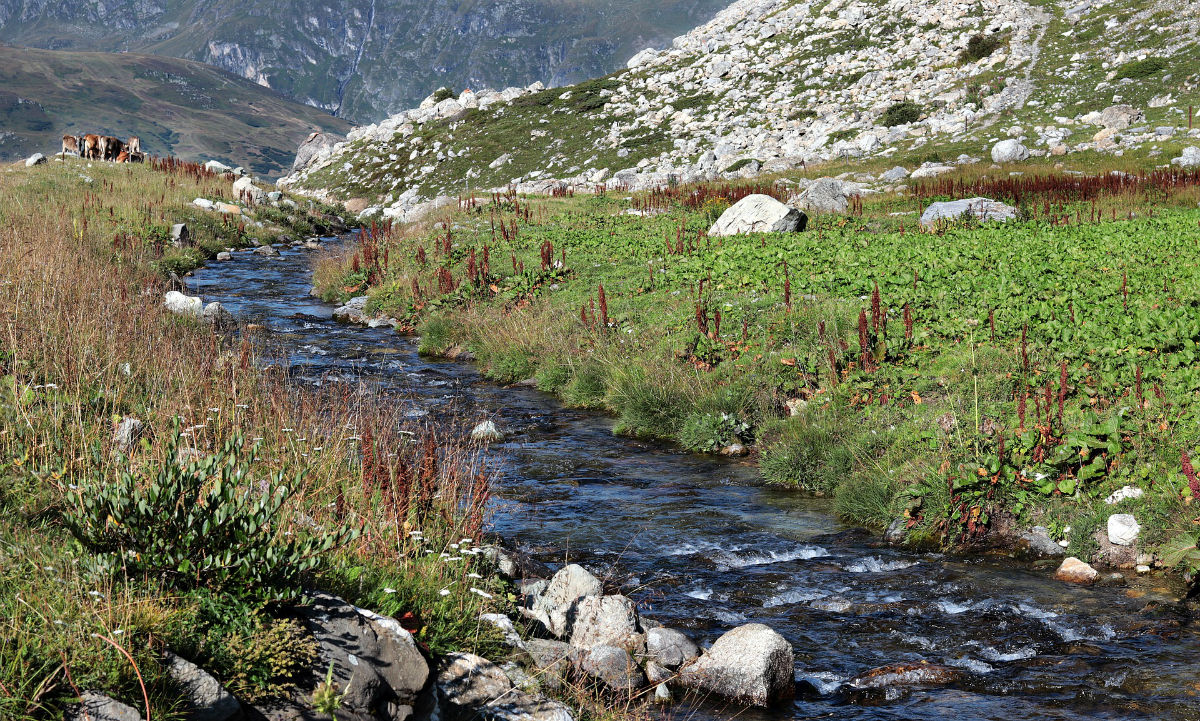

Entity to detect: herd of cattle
[61,134,144,163]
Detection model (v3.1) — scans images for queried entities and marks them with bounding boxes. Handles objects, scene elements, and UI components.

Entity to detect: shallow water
[190,236,1200,721]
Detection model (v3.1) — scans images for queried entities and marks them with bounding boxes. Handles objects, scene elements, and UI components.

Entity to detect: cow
[102,136,124,161]
[115,151,130,163]
[82,134,101,160]
[127,136,141,155]
[61,134,81,156]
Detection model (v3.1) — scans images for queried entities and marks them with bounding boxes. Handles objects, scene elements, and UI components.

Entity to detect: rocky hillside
[0,45,351,177]
[281,0,1200,218]
[0,0,730,123]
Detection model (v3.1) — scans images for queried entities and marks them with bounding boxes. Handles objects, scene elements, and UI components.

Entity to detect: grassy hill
[0,44,352,177]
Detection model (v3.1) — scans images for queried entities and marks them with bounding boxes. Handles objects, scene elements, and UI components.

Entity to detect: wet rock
[483,545,551,580]
[679,623,794,707]
[112,416,143,453]
[332,295,370,324]
[438,652,574,721]
[471,420,505,442]
[253,244,280,257]
[576,645,645,692]
[569,595,643,652]
[991,139,1029,163]
[1092,529,1138,569]
[1055,556,1099,584]
[884,517,908,545]
[202,302,236,331]
[646,627,700,669]
[171,223,191,248]
[1018,526,1066,559]
[68,691,141,721]
[1108,514,1141,546]
[708,194,806,236]
[164,290,203,318]
[848,661,962,690]
[298,592,430,719]
[919,197,1016,227]
[165,651,241,721]
[443,345,476,361]
[719,443,748,457]
[216,251,233,261]
[525,564,603,637]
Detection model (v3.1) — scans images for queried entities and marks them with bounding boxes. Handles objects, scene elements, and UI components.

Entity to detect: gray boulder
[68,692,141,721]
[646,627,700,668]
[919,197,1017,227]
[526,564,603,637]
[333,295,370,324]
[26,153,47,167]
[990,139,1029,163]
[253,245,281,257]
[112,417,143,453]
[523,638,573,690]
[1017,526,1065,558]
[576,645,645,692]
[193,198,216,210]
[299,593,430,719]
[171,223,191,248]
[438,652,574,721]
[204,160,232,174]
[1171,147,1200,168]
[1099,104,1144,130]
[791,177,849,214]
[165,651,241,721]
[679,624,794,707]
[708,194,806,236]
[293,133,341,171]
[880,166,909,182]
[233,176,265,205]
[569,595,643,652]
[483,545,552,580]
[202,302,236,331]
[164,290,203,318]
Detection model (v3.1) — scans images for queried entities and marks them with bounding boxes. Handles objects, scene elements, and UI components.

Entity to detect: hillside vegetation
[0,45,351,177]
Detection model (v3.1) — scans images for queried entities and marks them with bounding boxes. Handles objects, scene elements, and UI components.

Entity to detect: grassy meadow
[0,159,508,718]
[314,158,1200,575]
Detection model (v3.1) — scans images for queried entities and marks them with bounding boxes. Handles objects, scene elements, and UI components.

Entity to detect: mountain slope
[281,0,1200,215]
[0,0,731,123]
[0,45,352,177]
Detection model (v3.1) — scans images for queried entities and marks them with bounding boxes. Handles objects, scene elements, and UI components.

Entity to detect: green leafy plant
[432,87,457,103]
[66,428,355,602]
[960,33,1004,63]
[679,412,750,453]
[313,662,349,718]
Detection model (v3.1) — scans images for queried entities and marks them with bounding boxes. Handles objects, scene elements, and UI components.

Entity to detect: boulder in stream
[1054,556,1099,584]
[471,420,505,442]
[569,595,644,653]
[646,627,700,669]
[524,564,603,637]
[679,623,794,707]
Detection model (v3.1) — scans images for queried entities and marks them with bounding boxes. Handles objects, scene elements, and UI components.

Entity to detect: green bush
[678,412,749,453]
[960,34,1003,63]
[66,430,354,603]
[878,101,923,127]
[417,315,458,355]
[484,347,537,384]
[432,87,457,103]
[1117,57,1167,79]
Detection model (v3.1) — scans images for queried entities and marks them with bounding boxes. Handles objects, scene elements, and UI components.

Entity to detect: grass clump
[960,33,1004,63]
[1117,57,1167,79]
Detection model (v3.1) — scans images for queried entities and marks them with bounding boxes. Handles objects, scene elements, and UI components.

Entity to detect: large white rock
[569,595,642,652]
[920,197,1017,227]
[1171,147,1200,168]
[708,194,806,236]
[991,139,1029,163]
[232,175,265,205]
[25,153,47,167]
[164,291,203,318]
[679,623,794,707]
[1107,514,1141,546]
[527,564,603,637]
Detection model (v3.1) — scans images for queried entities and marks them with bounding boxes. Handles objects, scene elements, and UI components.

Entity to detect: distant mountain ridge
[0,44,352,177]
[0,0,731,123]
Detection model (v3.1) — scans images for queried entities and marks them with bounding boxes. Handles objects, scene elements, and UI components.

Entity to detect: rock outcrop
[708,194,806,236]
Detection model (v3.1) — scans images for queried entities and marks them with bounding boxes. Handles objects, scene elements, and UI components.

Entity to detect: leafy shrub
[960,34,1003,63]
[1117,57,1167,79]
[432,87,457,103]
[679,412,750,453]
[878,101,923,127]
[535,361,572,393]
[606,365,689,439]
[66,430,354,603]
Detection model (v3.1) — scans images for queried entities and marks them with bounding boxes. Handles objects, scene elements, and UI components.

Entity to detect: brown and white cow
[61,135,81,156]
[82,134,102,160]
[115,151,130,163]
[126,136,141,155]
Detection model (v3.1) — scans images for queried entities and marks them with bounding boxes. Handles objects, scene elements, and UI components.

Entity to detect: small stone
[646,627,699,668]
[164,290,203,318]
[1104,486,1144,504]
[654,683,672,703]
[1136,564,1151,574]
[990,139,1029,163]
[67,691,141,721]
[254,245,280,257]
[165,651,241,721]
[577,645,645,691]
[112,417,143,453]
[1054,557,1099,584]
[202,302,236,331]
[216,252,232,261]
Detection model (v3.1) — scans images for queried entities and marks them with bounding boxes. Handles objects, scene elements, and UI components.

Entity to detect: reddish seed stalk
[598,283,609,330]
[1182,450,1200,496]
